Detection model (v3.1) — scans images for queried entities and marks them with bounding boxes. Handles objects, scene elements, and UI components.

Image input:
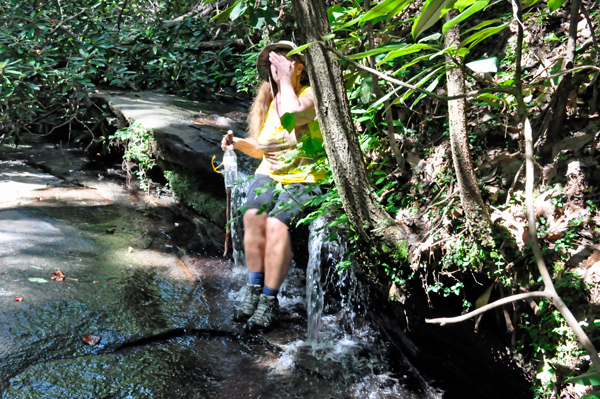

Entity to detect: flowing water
[0,138,430,398]
[305,216,326,342]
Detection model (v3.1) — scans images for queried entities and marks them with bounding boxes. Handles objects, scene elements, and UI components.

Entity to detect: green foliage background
[0,0,244,144]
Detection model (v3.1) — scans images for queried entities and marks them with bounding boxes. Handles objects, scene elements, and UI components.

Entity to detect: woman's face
[270,50,304,86]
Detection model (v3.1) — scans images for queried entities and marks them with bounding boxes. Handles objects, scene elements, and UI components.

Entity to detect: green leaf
[442,0,489,34]
[286,42,314,56]
[230,1,248,20]
[322,33,335,41]
[210,1,241,23]
[454,0,476,11]
[302,136,324,156]
[466,56,498,72]
[548,0,567,12]
[281,113,296,133]
[411,75,441,107]
[428,46,452,60]
[368,85,403,110]
[152,46,157,55]
[463,18,502,34]
[29,278,48,283]
[361,0,413,22]
[378,44,438,64]
[348,43,407,60]
[327,4,346,23]
[397,53,432,70]
[522,0,540,8]
[459,21,510,50]
[412,0,457,39]
[399,65,445,103]
[333,15,362,31]
[360,74,373,103]
[567,371,600,386]
[418,33,442,42]
[581,393,600,399]
[476,93,505,108]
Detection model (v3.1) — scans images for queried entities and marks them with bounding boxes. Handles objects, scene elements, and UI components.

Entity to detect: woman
[221,41,326,332]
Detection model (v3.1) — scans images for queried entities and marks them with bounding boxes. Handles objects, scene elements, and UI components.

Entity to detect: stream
[0,135,434,398]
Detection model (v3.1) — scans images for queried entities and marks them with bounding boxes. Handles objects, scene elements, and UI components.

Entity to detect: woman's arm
[221,136,263,159]
[269,52,316,127]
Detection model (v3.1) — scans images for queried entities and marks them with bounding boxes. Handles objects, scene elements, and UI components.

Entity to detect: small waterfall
[229,177,249,267]
[306,216,327,341]
[227,152,258,268]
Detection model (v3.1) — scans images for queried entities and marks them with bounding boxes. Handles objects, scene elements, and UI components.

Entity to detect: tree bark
[290,0,408,253]
[444,11,493,242]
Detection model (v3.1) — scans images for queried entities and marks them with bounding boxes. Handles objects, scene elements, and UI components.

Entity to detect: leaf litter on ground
[81,335,101,345]
[51,270,65,282]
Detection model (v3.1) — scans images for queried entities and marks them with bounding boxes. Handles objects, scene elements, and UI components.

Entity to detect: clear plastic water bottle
[223,137,237,188]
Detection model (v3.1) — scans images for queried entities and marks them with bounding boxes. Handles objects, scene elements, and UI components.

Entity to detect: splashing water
[306,216,327,342]
[228,153,257,268]
[229,178,248,268]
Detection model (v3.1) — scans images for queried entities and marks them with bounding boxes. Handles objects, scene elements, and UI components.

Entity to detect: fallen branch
[426,291,549,325]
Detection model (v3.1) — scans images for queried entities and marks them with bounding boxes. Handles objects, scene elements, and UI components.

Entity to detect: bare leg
[263,217,292,290]
[243,209,267,273]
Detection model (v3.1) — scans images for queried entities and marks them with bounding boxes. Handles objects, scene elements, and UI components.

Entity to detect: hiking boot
[246,294,279,332]
[233,284,262,322]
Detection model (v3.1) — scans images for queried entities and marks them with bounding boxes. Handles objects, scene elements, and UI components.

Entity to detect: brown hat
[256,41,306,81]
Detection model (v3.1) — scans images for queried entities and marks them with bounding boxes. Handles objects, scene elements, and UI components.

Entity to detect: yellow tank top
[254,86,327,184]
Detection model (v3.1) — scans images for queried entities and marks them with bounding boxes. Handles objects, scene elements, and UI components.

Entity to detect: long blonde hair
[247,54,309,140]
[247,81,273,141]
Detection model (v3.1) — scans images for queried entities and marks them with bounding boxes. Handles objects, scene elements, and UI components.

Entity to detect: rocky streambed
[0,92,534,398]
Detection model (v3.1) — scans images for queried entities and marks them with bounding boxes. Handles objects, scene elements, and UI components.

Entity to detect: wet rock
[94,91,248,176]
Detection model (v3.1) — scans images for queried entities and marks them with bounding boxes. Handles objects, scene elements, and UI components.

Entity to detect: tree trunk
[290,0,409,254]
[444,11,493,242]
[546,0,581,142]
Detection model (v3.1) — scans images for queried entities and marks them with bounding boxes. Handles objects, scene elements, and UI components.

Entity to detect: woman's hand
[269,51,295,84]
[221,136,237,151]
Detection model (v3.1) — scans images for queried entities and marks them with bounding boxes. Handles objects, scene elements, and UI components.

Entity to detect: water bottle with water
[223,131,237,188]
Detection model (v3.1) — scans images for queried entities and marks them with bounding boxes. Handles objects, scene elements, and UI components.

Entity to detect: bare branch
[531,65,600,84]
[580,1,600,54]
[117,0,129,34]
[323,44,517,102]
[49,8,90,35]
[426,291,550,325]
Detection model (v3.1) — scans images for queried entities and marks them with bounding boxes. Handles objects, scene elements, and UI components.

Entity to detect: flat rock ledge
[94,91,249,176]
[93,91,255,229]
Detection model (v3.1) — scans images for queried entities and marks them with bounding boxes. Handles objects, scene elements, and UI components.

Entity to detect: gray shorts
[245,174,322,227]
